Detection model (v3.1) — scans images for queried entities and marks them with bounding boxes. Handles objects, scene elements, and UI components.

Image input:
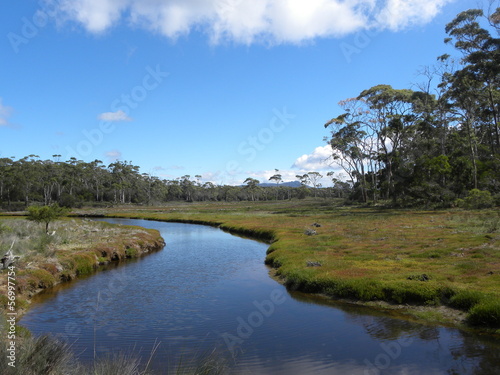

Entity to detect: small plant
[26,203,69,234]
[25,269,56,289]
[407,274,431,281]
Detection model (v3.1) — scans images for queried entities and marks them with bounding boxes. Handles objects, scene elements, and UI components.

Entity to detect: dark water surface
[20,219,500,374]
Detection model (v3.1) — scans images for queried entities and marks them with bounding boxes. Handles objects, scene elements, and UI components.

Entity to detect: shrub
[466,300,500,327]
[449,290,485,310]
[26,203,69,234]
[125,247,138,258]
[463,189,494,209]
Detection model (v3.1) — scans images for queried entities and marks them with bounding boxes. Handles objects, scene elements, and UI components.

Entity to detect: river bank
[0,217,165,319]
[71,200,500,334]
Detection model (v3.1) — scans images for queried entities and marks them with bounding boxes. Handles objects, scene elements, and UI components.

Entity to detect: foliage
[0,156,339,206]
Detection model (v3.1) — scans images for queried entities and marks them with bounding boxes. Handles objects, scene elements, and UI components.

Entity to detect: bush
[58,193,83,209]
[0,202,26,212]
[463,189,494,209]
[466,300,500,327]
[27,203,69,233]
[448,290,485,310]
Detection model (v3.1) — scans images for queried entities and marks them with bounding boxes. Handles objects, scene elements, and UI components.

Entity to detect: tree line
[324,8,500,207]
[0,156,345,209]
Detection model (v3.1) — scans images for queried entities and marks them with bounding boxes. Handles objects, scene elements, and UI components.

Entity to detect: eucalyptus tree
[180,175,195,202]
[324,98,373,202]
[269,169,282,200]
[0,157,14,204]
[307,172,323,198]
[243,177,260,201]
[439,8,500,191]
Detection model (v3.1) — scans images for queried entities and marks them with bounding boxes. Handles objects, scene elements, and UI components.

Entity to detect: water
[20,219,500,374]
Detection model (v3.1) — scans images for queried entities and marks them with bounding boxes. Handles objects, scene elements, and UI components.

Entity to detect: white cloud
[105,149,122,161]
[292,145,333,171]
[48,0,452,44]
[98,110,132,122]
[374,0,452,31]
[0,98,13,127]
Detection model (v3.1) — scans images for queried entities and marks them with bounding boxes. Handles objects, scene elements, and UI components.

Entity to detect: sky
[0,0,483,186]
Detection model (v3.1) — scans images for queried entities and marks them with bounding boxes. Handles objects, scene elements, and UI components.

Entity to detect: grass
[71,199,500,331]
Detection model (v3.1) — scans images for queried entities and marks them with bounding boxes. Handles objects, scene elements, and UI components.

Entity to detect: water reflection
[20,219,500,374]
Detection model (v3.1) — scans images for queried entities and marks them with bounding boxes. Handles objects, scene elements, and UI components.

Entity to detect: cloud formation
[292,145,333,171]
[98,110,132,122]
[47,0,452,44]
[0,98,13,127]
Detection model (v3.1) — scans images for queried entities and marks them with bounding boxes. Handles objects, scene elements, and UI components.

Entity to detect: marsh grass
[0,333,227,375]
[449,290,486,310]
[0,335,82,375]
[467,301,500,327]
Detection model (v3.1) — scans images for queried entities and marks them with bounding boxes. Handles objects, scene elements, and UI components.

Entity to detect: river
[20,218,500,374]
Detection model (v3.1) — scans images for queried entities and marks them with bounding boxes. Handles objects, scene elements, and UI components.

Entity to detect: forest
[0,8,499,209]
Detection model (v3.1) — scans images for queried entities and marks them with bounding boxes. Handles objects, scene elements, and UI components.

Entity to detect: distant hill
[258,181,303,188]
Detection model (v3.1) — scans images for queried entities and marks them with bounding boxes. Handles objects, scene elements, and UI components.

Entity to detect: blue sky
[0,0,479,185]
